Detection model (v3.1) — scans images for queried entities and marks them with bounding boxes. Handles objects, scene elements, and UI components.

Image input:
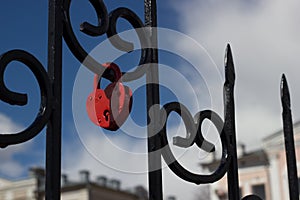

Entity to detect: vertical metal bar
[281,74,299,200]
[144,0,163,200]
[46,0,63,199]
[224,45,240,200]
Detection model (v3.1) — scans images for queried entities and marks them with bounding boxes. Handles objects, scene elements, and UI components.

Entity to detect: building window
[252,184,266,199]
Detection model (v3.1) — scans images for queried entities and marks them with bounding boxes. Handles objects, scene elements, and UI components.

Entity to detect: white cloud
[171,0,300,150]
[65,1,300,199]
[0,114,24,134]
[63,113,222,200]
[167,0,300,199]
[0,113,31,178]
[67,38,225,198]
[61,130,148,190]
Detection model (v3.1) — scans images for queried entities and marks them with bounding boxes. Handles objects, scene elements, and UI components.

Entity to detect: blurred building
[0,168,148,200]
[201,121,300,200]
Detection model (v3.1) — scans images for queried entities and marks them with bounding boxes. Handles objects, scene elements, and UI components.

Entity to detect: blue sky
[0,0,199,198]
[1,0,300,200]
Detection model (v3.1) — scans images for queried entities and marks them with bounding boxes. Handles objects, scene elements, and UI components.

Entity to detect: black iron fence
[0,1,298,200]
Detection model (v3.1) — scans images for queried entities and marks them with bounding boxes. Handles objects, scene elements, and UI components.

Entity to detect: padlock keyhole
[104,110,110,121]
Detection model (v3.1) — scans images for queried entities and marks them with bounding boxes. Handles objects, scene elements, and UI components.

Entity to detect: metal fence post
[144,0,163,199]
[281,74,299,200]
[46,0,63,199]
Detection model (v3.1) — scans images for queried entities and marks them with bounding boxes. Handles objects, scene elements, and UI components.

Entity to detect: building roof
[2,168,148,200]
[54,182,140,199]
[263,121,300,142]
[52,173,146,199]
[201,150,269,171]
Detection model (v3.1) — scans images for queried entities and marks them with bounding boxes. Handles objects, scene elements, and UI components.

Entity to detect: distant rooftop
[202,149,269,171]
[0,168,149,200]
[263,121,300,142]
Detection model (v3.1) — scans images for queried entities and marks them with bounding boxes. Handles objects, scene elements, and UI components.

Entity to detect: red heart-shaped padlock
[86,63,132,131]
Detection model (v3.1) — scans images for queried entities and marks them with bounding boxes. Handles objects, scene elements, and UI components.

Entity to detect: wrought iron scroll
[61,0,266,196]
[61,0,289,197]
[0,50,52,148]
[0,0,63,199]
[62,0,150,81]
[0,0,298,200]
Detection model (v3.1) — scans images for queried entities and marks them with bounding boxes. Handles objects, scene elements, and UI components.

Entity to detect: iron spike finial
[281,73,299,200]
[223,44,240,199]
[281,74,291,109]
[225,44,235,86]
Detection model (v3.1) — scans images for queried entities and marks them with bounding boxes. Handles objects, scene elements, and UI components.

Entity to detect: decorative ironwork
[0,50,52,148]
[0,0,298,200]
[62,0,149,81]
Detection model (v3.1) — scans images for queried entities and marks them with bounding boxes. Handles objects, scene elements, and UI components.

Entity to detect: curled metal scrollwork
[63,0,108,65]
[0,50,52,148]
[63,0,150,82]
[62,0,248,197]
[79,0,109,37]
[107,7,147,53]
[160,102,231,184]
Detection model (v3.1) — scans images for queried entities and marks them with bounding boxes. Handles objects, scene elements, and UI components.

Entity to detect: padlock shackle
[94,62,122,89]
[87,62,132,131]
